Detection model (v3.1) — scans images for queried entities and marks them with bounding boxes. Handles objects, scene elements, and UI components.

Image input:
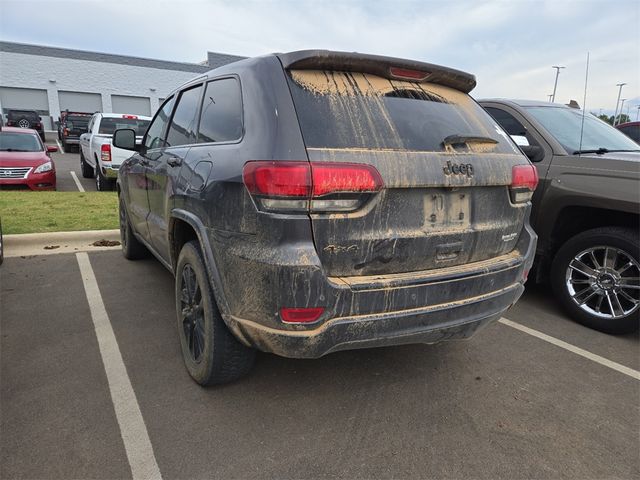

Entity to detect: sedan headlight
[34,162,53,174]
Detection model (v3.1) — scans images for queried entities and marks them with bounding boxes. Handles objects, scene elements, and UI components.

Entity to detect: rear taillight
[510,164,538,203]
[6,120,13,126]
[242,161,383,213]
[280,307,324,324]
[63,128,69,136]
[34,122,41,128]
[101,143,112,163]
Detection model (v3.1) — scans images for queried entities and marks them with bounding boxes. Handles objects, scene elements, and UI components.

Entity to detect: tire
[175,241,255,385]
[80,149,94,178]
[119,194,147,260]
[95,158,115,191]
[551,227,640,334]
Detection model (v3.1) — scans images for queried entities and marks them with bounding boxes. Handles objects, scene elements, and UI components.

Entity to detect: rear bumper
[62,137,80,145]
[228,283,522,358]
[102,165,120,179]
[212,219,537,358]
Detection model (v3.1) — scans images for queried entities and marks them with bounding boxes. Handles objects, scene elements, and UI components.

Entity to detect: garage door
[111,95,151,116]
[58,91,102,114]
[0,87,51,129]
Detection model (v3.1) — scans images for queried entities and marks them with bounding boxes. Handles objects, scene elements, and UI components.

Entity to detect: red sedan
[0,127,58,190]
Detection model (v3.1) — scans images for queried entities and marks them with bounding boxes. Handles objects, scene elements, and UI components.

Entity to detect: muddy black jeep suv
[114,51,537,385]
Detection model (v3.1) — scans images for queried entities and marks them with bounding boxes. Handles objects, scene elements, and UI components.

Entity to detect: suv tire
[175,241,255,385]
[119,194,148,260]
[551,227,639,334]
[80,149,94,178]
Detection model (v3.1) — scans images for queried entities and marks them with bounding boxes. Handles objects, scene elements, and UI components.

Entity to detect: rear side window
[287,70,513,153]
[166,84,203,147]
[197,78,243,144]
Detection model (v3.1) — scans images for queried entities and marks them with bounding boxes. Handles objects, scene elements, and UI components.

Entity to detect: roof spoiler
[277,50,476,93]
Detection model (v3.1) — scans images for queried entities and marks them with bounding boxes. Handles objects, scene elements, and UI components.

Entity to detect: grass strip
[0,191,118,234]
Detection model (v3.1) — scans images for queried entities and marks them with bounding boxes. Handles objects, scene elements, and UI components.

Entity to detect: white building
[0,41,245,130]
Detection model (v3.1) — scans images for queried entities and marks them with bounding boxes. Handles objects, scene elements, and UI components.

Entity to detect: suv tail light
[63,128,69,136]
[34,122,41,128]
[510,164,538,203]
[6,120,14,126]
[101,143,112,163]
[243,161,383,213]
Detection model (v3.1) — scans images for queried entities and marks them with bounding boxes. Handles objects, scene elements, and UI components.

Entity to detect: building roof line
[0,40,246,73]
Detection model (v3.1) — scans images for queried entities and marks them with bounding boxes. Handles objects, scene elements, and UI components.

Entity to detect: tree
[614,114,630,125]
[597,114,613,124]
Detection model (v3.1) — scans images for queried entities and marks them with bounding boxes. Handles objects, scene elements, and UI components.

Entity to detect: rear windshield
[8,110,38,119]
[66,116,90,128]
[98,117,150,135]
[287,70,514,153]
[0,132,43,152]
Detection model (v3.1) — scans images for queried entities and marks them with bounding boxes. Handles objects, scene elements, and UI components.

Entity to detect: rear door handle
[167,158,182,168]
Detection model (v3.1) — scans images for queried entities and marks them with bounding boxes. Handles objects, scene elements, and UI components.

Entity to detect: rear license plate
[424,190,470,230]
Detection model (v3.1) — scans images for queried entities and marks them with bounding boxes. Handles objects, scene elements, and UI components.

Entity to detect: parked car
[5,110,45,141]
[616,121,640,144]
[0,127,58,190]
[480,99,640,334]
[79,113,151,191]
[114,50,537,385]
[58,111,92,151]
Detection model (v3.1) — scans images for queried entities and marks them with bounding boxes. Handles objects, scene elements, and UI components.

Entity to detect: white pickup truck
[79,113,151,191]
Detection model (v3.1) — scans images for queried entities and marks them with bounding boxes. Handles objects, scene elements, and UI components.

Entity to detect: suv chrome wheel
[566,246,640,319]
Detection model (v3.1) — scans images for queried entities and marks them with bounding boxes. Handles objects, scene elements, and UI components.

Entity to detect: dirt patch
[91,239,121,247]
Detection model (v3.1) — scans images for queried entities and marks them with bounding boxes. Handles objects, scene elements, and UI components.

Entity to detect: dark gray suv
[114,50,537,385]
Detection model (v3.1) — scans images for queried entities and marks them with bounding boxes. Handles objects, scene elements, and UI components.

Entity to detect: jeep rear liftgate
[286,69,535,277]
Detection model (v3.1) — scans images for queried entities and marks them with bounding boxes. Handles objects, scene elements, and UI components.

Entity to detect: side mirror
[520,145,544,163]
[113,128,136,151]
[46,145,58,153]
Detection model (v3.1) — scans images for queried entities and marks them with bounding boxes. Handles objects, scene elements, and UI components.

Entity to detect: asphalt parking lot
[45,137,95,192]
[1,246,639,479]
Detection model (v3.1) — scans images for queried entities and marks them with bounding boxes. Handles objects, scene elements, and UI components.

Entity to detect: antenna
[578,52,589,155]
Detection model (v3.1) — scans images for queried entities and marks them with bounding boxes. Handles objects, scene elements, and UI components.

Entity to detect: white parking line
[76,253,162,480]
[499,317,640,380]
[70,171,85,192]
[55,138,64,154]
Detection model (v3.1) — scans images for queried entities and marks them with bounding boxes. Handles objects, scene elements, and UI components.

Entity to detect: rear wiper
[443,135,498,147]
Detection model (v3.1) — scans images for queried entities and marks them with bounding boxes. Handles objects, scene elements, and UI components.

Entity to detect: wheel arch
[169,210,231,317]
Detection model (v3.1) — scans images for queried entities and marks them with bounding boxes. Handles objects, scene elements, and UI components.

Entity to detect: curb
[4,229,121,258]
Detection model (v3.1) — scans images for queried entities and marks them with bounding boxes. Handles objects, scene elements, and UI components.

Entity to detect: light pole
[618,99,626,125]
[551,66,565,103]
[547,94,553,102]
[613,83,626,125]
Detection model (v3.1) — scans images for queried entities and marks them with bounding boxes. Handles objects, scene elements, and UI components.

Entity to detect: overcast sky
[1,0,638,117]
